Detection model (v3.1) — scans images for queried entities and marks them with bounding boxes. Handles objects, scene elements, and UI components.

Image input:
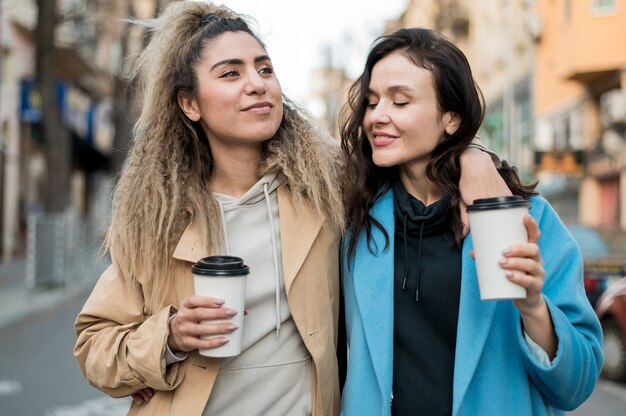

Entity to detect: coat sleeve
[516,197,603,410]
[73,258,187,397]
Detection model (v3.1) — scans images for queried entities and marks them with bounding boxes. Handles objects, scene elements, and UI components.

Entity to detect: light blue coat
[340,191,603,416]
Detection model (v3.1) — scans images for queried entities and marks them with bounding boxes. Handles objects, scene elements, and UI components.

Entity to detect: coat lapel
[352,189,396,402]
[452,235,497,416]
[172,218,210,264]
[277,187,323,294]
[172,217,211,300]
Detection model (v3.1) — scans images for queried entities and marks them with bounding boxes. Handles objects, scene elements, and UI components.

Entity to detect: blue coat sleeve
[516,197,603,410]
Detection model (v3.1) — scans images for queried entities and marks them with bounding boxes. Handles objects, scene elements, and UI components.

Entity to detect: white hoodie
[202,173,312,415]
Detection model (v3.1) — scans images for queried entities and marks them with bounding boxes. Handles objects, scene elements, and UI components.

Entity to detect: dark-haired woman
[339,27,602,416]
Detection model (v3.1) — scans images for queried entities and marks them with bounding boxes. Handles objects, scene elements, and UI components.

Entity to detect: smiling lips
[371,131,398,146]
[242,101,273,115]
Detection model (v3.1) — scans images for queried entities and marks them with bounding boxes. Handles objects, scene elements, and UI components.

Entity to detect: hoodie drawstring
[263,182,282,338]
[401,213,409,290]
[217,199,230,255]
[401,213,425,302]
[415,222,425,302]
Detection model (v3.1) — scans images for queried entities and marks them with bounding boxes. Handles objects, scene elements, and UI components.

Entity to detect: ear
[442,111,461,135]
[177,92,201,122]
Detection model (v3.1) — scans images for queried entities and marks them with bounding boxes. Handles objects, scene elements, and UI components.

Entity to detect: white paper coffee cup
[467,196,529,300]
[192,256,249,357]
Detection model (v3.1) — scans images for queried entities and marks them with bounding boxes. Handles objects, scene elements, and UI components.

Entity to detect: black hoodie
[391,180,462,416]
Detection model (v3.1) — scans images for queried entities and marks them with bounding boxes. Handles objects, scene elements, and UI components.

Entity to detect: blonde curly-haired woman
[73,2,508,415]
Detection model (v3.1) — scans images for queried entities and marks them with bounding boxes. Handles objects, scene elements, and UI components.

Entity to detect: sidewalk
[0,257,104,330]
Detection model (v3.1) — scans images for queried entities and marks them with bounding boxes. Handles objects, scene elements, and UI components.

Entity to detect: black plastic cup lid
[466,195,529,211]
[192,256,250,276]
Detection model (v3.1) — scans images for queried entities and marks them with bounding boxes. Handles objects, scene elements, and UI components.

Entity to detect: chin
[372,155,398,168]
[257,122,282,140]
[372,157,398,168]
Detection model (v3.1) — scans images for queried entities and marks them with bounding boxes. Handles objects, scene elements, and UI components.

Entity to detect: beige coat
[74,187,341,415]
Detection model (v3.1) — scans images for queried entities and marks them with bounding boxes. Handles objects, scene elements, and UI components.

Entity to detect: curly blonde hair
[107,1,344,313]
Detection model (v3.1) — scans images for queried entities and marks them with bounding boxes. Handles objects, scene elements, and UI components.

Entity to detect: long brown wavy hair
[107,1,344,313]
[341,28,535,259]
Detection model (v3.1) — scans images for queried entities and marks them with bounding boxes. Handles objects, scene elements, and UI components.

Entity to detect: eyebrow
[210,55,271,72]
[367,85,415,95]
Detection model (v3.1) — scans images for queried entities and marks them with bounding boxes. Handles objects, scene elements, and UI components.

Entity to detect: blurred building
[0,0,167,261]
[535,0,626,228]
[308,43,353,138]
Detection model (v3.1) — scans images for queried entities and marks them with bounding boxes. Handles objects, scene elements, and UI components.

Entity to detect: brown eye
[220,70,239,78]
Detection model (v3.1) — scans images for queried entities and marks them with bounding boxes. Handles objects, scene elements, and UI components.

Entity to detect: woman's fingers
[132,393,145,406]
[505,270,543,293]
[500,252,543,275]
[172,329,230,352]
[169,295,240,352]
[131,388,154,406]
[180,295,225,309]
[169,293,248,353]
[185,321,239,337]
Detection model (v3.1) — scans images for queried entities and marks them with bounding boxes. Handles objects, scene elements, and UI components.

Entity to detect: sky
[217,0,410,110]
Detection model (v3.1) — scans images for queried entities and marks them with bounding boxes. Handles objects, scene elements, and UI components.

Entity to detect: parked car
[567,224,626,308]
[595,277,626,381]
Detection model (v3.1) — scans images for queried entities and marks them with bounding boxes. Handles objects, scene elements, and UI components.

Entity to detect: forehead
[369,52,434,90]
[200,31,267,64]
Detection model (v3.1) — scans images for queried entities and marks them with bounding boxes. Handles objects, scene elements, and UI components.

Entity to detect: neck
[209,144,262,198]
[399,163,442,205]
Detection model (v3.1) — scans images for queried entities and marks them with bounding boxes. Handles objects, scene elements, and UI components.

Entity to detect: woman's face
[179,31,283,150]
[363,52,458,171]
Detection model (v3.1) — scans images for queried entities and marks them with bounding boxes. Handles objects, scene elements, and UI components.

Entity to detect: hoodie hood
[214,173,282,211]
[393,180,452,301]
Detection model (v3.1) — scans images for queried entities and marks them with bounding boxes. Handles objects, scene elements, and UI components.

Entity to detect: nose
[244,71,267,95]
[368,102,391,125]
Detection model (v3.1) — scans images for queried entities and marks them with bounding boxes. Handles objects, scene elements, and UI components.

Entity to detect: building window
[591,0,618,15]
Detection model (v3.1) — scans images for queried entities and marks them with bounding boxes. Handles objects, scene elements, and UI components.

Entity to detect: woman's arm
[500,214,557,358]
[505,198,603,410]
[73,260,185,397]
[459,147,511,233]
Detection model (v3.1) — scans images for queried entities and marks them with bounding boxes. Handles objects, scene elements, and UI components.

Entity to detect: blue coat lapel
[452,233,498,415]
[352,189,396,402]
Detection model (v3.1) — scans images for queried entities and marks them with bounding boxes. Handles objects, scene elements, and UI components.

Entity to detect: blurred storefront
[0,0,114,261]
[1,0,170,261]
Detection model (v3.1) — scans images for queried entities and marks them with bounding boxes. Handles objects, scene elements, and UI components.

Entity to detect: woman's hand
[131,388,154,406]
[499,214,557,358]
[499,215,545,313]
[168,295,239,352]
[459,147,511,234]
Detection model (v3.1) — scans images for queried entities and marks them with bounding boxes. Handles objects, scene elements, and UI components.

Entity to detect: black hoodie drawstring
[415,222,425,302]
[402,213,409,290]
[401,213,425,302]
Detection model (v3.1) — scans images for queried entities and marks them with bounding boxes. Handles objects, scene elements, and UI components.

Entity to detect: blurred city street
[2,0,626,415]
[0,258,131,416]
